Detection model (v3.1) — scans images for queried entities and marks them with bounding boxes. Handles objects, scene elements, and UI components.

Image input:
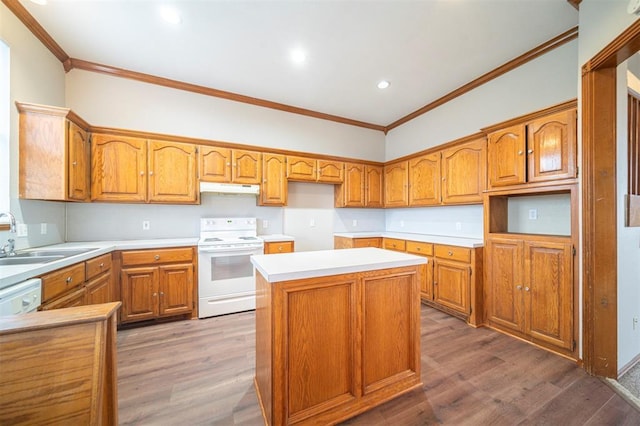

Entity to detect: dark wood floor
[117,306,640,425]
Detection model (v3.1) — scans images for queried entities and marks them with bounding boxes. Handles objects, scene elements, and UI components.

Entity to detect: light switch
[528,209,538,220]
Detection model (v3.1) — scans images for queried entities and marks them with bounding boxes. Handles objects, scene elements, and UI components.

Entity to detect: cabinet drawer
[121,247,193,266]
[86,253,112,280]
[383,238,406,252]
[41,263,86,302]
[434,245,471,263]
[264,241,294,254]
[353,237,382,248]
[406,241,433,256]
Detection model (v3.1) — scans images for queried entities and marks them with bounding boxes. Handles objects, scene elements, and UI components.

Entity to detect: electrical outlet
[17,223,28,237]
[40,223,47,235]
[352,219,358,227]
[634,317,638,330]
[400,220,405,228]
[456,222,462,231]
[309,219,316,227]
[263,220,269,229]
[528,209,538,220]
[142,220,150,230]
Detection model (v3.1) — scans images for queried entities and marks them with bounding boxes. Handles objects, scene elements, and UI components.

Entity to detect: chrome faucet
[1,238,15,256]
[0,212,17,257]
[0,212,16,233]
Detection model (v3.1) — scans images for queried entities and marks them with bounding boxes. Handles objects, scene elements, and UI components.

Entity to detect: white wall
[0,3,67,250]
[385,205,483,239]
[579,0,640,373]
[385,39,578,161]
[65,70,385,161]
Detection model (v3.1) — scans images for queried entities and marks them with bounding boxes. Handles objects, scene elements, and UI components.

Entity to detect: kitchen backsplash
[385,205,484,239]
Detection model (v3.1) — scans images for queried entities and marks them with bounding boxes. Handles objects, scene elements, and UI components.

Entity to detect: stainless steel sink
[14,248,98,258]
[0,255,64,265]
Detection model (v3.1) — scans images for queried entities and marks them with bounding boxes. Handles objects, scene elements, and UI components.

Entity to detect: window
[0,40,9,216]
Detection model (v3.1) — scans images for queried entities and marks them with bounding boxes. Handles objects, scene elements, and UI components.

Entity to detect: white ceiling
[19,0,578,127]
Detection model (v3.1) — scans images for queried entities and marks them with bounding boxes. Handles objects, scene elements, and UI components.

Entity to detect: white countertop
[251,247,427,283]
[0,238,198,290]
[259,234,295,242]
[333,232,483,248]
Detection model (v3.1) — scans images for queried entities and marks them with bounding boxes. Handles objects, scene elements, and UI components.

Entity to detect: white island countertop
[251,247,427,283]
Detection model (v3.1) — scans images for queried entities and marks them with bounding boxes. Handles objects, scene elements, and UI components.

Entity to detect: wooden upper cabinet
[487,106,577,189]
[336,162,364,207]
[199,146,231,182]
[91,134,147,202]
[409,153,441,206]
[384,161,408,207]
[148,140,198,204]
[441,137,487,204]
[260,153,287,206]
[488,124,526,188]
[317,160,344,183]
[287,156,316,181]
[17,102,91,202]
[526,109,577,183]
[232,149,262,184]
[365,165,384,208]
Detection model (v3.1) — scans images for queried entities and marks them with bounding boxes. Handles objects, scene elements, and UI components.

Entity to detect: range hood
[199,182,260,195]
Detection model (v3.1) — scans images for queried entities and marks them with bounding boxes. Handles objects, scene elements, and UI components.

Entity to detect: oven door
[197,245,262,317]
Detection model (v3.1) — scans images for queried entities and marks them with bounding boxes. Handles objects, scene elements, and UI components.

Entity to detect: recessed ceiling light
[29,0,47,5]
[377,80,391,89]
[290,48,307,65]
[160,6,181,25]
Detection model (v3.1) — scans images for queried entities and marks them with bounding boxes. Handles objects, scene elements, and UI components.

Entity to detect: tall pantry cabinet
[482,100,578,359]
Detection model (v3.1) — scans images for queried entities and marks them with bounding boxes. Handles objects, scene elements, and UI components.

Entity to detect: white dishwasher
[0,278,42,315]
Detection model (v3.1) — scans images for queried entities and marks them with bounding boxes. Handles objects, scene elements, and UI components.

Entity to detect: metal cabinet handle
[416,247,421,251]
[525,287,530,292]
[278,246,283,252]
[72,161,77,166]
[154,255,160,261]
[149,171,154,176]
[527,149,533,154]
[153,292,158,297]
[140,171,145,176]
[518,150,523,155]
[99,262,104,268]
[160,292,164,296]
[516,285,522,290]
[66,276,73,283]
[448,251,453,256]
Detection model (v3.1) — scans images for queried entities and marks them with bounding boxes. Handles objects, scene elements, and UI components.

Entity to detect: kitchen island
[251,248,427,425]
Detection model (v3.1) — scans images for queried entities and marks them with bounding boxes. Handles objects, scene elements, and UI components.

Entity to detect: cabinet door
[384,161,408,207]
[441,138,486,204]
[365,165,383,208]
[286,156,316,181]
[527,109,577,183]
[260,153,287,206]
[233,149,262,184]
[433,259,470,314]
[525,241,573,350]
[158,264,194,317]
[488,124,526,188]
[486,238,525,333]
[352,238,381,248]
[338,162,364,207]
[409,153,441,206]
[121,267,159,322]
[199,146,231,182]
[317,160,344,183]
[85,272,113,305]
[91,134,147,202]
[67,121,90,201]
[148,140,198,203]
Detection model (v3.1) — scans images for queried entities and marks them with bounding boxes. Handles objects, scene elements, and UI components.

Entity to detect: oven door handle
[198,246,263,255]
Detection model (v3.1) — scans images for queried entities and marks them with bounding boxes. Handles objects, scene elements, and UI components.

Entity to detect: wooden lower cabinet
[255,265,422,425]
[120,247,195,323]
[485,236,574,354]
[40,253,114,311]
[406,241,434,301]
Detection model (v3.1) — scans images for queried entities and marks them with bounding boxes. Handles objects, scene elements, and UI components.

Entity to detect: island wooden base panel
[116,306,640,425]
